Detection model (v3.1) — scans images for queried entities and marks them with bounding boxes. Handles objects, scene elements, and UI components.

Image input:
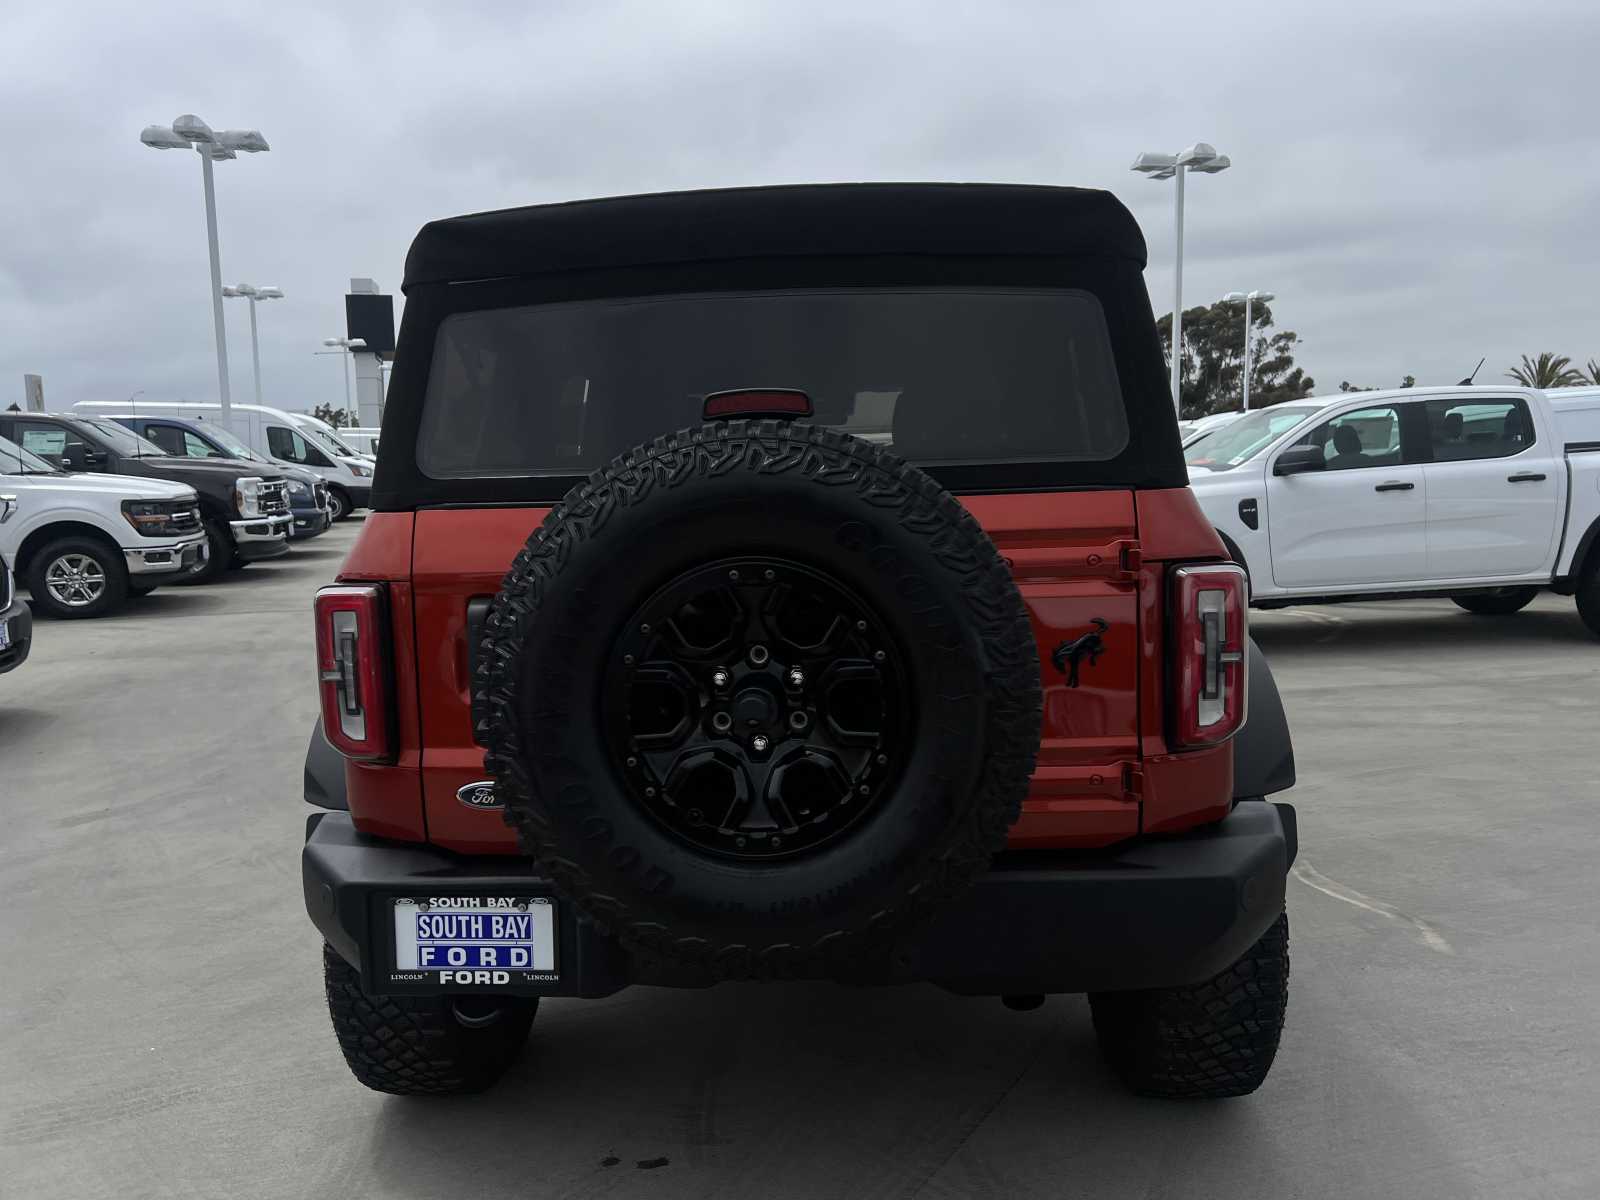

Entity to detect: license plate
[389,896,557,988]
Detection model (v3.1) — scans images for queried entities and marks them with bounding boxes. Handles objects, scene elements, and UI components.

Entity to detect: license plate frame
[383,894,559,992]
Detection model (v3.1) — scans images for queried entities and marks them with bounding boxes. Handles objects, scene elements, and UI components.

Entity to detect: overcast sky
[2,0,1595,417]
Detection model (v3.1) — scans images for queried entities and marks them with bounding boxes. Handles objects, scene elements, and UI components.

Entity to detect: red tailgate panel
[412,492,1146,855]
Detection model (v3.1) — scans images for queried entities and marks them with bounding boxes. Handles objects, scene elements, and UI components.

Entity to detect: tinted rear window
[417,288,1127,479]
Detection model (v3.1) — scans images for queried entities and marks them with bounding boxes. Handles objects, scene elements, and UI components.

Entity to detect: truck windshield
[417,287,1129,479]
[204,425,268,463]
[77,417,170,458]
[0,434,62,476]
[1185,406,1320,470]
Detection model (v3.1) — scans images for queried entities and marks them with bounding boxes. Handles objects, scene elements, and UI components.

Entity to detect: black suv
[0,413,292,583]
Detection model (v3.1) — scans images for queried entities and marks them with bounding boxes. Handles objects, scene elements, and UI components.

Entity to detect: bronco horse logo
[1052,618,1110,688]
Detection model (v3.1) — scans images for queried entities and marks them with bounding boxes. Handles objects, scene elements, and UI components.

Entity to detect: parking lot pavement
[4,531,1599,1200]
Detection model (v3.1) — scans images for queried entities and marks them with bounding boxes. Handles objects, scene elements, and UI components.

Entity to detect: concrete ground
[3,519,1598,1199]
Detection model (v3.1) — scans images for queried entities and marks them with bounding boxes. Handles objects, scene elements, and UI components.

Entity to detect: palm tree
[1585,359,1600,386]
[1506,352,1583,389]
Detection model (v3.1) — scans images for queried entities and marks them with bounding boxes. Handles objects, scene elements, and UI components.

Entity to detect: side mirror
[1273,445,1326,476]
[61,444,87,471]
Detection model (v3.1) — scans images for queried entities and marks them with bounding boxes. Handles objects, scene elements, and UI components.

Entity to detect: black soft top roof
[402,183,1146,292]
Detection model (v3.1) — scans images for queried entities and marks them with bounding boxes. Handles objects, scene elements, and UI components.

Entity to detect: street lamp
[1222,290,1275,411]
[140,114,271,419]
[319,337,367,427]
[1131,142,1232,417]
[222,284,284,406]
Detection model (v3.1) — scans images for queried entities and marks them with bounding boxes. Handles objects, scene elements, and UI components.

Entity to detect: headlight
[288,479,311,497]
[349,463,372,478]
[122,500,197,537]
[233,477,264,518]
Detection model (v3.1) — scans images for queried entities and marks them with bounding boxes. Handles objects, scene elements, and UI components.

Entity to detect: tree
[1340,375,1414,393]
[312,403,351,429]
[1585,359,1600,386]
[1506,353,1582,389]
[1157,299,1315,419]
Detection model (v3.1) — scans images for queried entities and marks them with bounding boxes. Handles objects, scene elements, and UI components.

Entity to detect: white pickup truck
[1186,385,1600,636]
[0,433,209,619]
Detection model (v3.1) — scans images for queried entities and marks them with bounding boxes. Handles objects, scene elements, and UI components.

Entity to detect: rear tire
[327,488,351,522]
[1452,587,1539,616]
[1577,567,1600,639]
[322,945,537,1096]
[1089,910,1289,1099]
[24,536,130,619]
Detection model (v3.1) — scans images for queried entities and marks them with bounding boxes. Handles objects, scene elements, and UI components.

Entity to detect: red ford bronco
[302,184,1298,1099]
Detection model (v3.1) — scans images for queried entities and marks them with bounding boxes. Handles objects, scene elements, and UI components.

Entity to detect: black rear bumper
[304,801,1295,998]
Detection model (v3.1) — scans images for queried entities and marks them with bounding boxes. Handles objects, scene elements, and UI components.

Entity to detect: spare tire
[474,421,1041,979]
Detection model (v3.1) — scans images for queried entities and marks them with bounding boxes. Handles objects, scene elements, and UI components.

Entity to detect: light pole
[223,284,283,406]
[1131,143,1232,417]
[140,115,270,420]
[320,337,367,427]
[1222,291,1274,410]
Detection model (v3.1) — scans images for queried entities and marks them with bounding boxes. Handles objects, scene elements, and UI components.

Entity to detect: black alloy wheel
[606,556,909,861]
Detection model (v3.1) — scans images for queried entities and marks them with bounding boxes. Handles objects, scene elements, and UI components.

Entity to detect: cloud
[2,0,1595,413]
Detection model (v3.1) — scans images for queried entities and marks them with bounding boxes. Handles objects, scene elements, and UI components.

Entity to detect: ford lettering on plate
[390,897,557,989]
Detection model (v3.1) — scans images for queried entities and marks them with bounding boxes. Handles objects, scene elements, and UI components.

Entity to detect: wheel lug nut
[873,650,886,662]
[712,712,733,733]
[789,711,809,731]
[752,735,770,752]
[626,756,638,767]
[787,667,804,688]
[748,645,770,666]
[859,785,870,796]
[856,619,867,631]
[763,569,775,581]
[712,668,730,689]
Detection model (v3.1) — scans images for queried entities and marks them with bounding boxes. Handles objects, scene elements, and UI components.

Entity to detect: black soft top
[402,183,1147,292]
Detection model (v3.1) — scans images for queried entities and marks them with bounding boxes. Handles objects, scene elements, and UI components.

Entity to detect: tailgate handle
[465,596,493,687]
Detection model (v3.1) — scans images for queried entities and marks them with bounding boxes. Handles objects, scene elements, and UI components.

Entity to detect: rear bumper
[304,801,1295,999]
[0,594,31,674]
[230,513,292,560]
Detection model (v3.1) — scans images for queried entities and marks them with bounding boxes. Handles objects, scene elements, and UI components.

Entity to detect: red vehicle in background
[302,184,1298,1099]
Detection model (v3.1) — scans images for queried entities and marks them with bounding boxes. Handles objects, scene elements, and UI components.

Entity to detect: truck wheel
[24,536,130,619]
[475,420,1042,979]
[1452,587,1539,616]
[327,489,351,522]
[176,520,232,586]
[1088,910,1289,1099]
[1577,567,1600,638]
[322,945,537,1096]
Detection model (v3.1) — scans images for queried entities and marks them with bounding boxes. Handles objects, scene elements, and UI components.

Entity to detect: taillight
[1170,563,1248,747]
[315,584,393,761]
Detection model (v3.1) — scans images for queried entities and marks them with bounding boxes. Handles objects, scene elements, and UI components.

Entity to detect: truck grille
[313,481,329,509]
[261,480,291,516]
[0,559,12,610]
[166,503,202,534]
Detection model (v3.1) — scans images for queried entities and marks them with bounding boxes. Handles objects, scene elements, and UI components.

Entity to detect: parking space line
[1292,860,1455,955]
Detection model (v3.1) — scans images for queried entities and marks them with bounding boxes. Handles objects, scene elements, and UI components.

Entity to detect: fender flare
[303,717,348,810]
[1235,637,1295,799]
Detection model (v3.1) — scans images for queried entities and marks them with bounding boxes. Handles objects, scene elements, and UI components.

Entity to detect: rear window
[416,288,1128,479]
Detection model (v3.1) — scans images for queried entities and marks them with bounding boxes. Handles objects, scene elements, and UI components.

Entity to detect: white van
[72,401,373,520]
[338,427,381,458]
[288,413,376,464]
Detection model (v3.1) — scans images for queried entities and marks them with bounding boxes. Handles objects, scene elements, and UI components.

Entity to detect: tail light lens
[1170,563,1248,747]
[315,584,393,761]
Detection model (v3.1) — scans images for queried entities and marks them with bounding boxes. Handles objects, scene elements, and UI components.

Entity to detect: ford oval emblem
[456,781,502,811]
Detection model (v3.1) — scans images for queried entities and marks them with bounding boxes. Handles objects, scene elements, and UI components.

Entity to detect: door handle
[1507,472,1546,483]
[1374,481,1415,492]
